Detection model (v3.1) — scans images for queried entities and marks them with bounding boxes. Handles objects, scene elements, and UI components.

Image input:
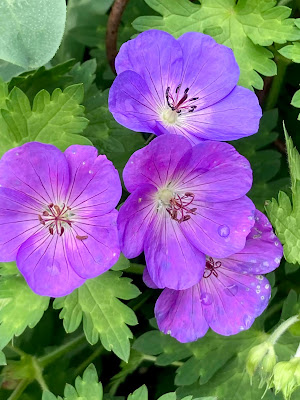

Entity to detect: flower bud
[273,357,300,400]
[246,341,276,386]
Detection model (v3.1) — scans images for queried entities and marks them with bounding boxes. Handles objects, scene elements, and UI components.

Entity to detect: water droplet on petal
[261,296,265,300]
[200,292,213,305]
[248,215,254,221]
[275,241,279,247]
[263,261,269,267]
[89,170,93,174]
[82,161,86,165]
[15,152,19,156]
[275,257,281,264]
[218,225,230,238]
[256,289,261,294]
[246,287,250,291]
[240,326,245,331]
[224,284,238,296]
[72,151,76,155]
[257,275,263,281]
[167,330,172,335]
[265,284,270,289]
[243,315,253,328]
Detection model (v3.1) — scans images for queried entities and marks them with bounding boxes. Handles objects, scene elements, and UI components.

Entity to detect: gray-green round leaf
[0,0,66,68]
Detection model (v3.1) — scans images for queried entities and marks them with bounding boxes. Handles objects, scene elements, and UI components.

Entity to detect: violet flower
[109,30,262,144]
[144,210,283,342]
[0,142,121,297]
[118,134,255,290]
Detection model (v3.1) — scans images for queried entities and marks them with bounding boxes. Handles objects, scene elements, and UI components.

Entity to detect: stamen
[76,235,88,241]
[49,226,54,235]
[38,215,45,225]
[204,257,222,278]
[165,85,198,115]
[175,84,181,93]
[54,205,61,215]
[166,192,196,223]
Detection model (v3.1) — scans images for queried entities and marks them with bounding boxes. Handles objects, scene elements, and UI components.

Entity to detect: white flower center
[161,108,179,125]
[157,188,173,206]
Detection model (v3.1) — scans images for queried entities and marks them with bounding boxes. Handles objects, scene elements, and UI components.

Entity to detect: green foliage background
[0,0,300,399]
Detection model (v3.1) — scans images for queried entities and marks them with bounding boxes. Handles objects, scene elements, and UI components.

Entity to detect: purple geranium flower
[0,142,121,297]
[109,30,262,144]
[144,210,283,342]
[118,134,255,290]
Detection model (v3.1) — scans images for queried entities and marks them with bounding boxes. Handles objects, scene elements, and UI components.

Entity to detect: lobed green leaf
[132,0,300,90]
[54,271,141,361]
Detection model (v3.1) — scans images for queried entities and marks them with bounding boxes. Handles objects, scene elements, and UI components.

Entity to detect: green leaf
[291,89,300,120]
[133,327,285,400]
[111,254,130,271]
[54,0,113,65]
[279,42,300,63]
[0,60,26,82]
[280,290,300,336]
[54,271,141,361]
[132,0,300,90]
[7,59,97,102]
[128,385,148,400]
[42,364,103,400]
[82,88,145,175]
[127,386,209,400]
[0,261,19,276]
[0,0,66,69]
[0,350,6,366]
[231,109,289,210]
[265,126,300,264]
[278,43,300,120]
[0,275,49,364]
[8,60,77,102]
[0,82,92,157]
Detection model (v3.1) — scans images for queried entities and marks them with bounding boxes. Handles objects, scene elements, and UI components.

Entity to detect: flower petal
[181,196,255,258]
[117,184,157,259]
[17,230,85,297]
[224,210,283,274]
[0,142,70,206]
[181,86,262,141]
[155,286,209,343]
[178,32,239,109]
[123,134,191,193]
[144,212,206,290]
[200,270,271,335]
[177,141,252,202]
[115,29,183,107]
[0,188,42,261]
[66,210,120,279]
[64,146,121,216]
[109,70,161,134]
[143,267,159,289]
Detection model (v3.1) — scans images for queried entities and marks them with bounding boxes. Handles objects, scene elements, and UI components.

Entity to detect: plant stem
[106,0,130,74]
[269,315,300,345]
[142,354,183,367]
[6,344,27,357]
[73,345,105,378]
[32,357,48,391]
[38,333,86,368]
[7,379,29,400]
[265,54,291,111]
